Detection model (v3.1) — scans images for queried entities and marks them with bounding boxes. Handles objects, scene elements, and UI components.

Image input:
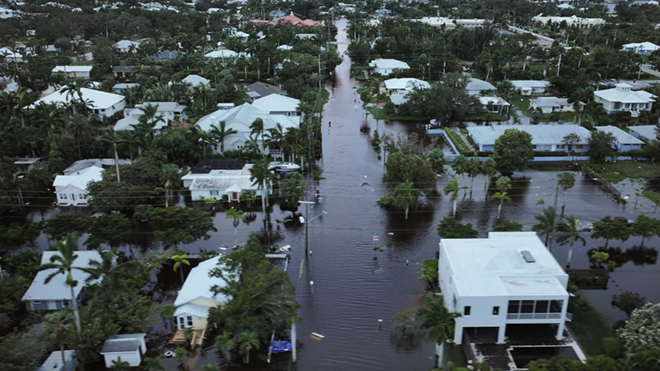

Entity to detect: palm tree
[171,254,190,284]
[215,331,235,364]
[532,207,557,248]
[38,232,85,334]
[86,249,145,291]
[249,158,278,214]
[464,157,481,199]
[554,171,575,212]
[556,215,588,268]
[142,357,166,371]
[161,164,181,207]
[443,177,468,217]
[237,331,260,364]
[99,129,124,182]
[490,192,511,220]
[249,118,265,148]
[42,310,75,371]
[61,82,83,114]
[417,296,461,368]
[209,120,237,153]
[66,114,94,159]
[481,158,498,193]
[264,123,285,157]
[389,182,421,219]
[34,102,65,137]
[226,208,245,245]
[110,358,131,371]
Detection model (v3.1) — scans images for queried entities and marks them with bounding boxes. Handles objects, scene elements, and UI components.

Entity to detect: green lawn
[591,162,660,184]
[71,60,95,66]
[364,106,425,121]
[445,128,472,153]
[567,295,613,356]
[642,190,660,208]
[465,113,507,121]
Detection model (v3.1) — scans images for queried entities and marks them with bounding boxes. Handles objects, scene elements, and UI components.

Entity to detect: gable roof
[52,66,93,73]
[628,125,658,141]
[530,97,571,107]
[369,58,410,70]
[384,78,431,90]
[22,250,102,302]
[622,41,660,51]
[30,87,125,110]
[510,80,550,89]
[53,166,104,190]
[196,103,296,134]
[38,350,76,371]
[465,78,496,93]
[467,125,591,146]
[595,125,645,145]
[247,82,283,97]
[174,256,229,307]
[182,74,210,87]
[191,159,247,173]
[114,40,140,50]
[252,94,300,112]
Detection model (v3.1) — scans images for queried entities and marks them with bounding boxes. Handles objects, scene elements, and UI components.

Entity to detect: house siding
[103,352,141,368]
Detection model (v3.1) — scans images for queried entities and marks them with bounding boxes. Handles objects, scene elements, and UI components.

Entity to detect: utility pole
[556,54,561,76]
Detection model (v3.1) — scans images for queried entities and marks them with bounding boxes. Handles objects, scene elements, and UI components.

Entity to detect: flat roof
[440,232,568,297]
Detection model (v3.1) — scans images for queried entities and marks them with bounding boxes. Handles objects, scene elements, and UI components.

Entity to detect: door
[178,317,185,330]
[232,192,238,201]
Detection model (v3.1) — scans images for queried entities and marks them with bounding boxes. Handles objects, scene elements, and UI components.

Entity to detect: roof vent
[521,250,535,263]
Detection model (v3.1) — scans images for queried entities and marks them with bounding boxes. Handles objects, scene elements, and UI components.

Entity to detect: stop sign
[373,235,379,242]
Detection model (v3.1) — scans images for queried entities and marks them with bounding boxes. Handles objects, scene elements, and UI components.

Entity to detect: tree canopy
[491,129,534,175]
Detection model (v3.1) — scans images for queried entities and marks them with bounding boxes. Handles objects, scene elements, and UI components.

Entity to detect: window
[575,145,584,149]
[535,300,549,313]
[33,301,41,304]
[493,306,499,315]
[464,306,471,316]
[210,190,219,196]
[79,194,86,200]
[59,193,67,200]
[508,300,520,314]
[521,300,534,313]
[186,316,193,327]
[62,300,70,307]
[178,317,185,329]
[71,194,76,201]
[550,300,563,313]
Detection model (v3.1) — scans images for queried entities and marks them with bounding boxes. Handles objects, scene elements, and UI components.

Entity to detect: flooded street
[8,18,660,371]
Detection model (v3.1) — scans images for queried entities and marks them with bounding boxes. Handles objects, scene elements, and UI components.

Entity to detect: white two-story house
[438,232,570,345]
[594,83,656,117]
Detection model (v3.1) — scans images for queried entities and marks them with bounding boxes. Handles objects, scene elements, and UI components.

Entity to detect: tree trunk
[566,243,574,269]
[61,343,68,371]
[77,139,82,160]
[469,177,474,199]
[70,286,81,334]
[114,145,121,183]
[405,205,409,220]
[497,201,503,219]
[453,199,457,217]
[436,340,445,368]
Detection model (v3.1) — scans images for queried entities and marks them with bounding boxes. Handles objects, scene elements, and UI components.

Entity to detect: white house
[594,83,656,116]
[510,80,550,95]
[252,94,303,124]
[113,40,140,53]
[100,333,146,367]
[595,125,644,152]
[38,350,76,371]
[629,125,658,143]
[479,96,510,115]
[183,163,264,202]
[467,125,591,152]
[465,78,496,96]
[622,42,660,56]
[415,16,487,29]
[530,97,575,114]
[182,74,210,89]
[383,78,431,94]
[438,232,570,345]
[204,49,249,60]
[196,103,299,154]
[52,66,93,79]
[53,165,103,206]
[14,157,41,173]
[174,256,229,331]
[369,58,410,76]
[114,102,187,133]
[29,87,126,118]
[22,250,102,311]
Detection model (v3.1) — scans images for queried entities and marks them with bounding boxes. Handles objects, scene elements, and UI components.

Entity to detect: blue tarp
[270,340,292,354]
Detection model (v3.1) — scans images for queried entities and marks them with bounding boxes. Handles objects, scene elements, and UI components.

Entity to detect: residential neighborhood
[2,0,660,370]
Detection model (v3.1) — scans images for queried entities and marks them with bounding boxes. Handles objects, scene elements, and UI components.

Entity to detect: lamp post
[298,200,326,255]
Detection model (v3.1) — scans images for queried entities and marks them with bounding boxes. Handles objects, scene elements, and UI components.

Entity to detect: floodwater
[7,18,660,371]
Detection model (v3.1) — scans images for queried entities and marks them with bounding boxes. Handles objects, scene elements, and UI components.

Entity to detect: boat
[311,332,325,339]
[269,161,301,172]
[270,340,292,354]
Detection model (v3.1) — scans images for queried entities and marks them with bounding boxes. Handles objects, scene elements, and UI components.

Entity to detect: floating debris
[311,332,325,339]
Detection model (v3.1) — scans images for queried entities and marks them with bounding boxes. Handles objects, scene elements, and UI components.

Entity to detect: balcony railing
[507,313,562,320]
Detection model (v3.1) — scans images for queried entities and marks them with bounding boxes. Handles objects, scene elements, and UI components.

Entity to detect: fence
[582,164,621,199]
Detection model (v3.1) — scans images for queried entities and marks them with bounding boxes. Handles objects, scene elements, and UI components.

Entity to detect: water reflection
[588,246,658,269]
